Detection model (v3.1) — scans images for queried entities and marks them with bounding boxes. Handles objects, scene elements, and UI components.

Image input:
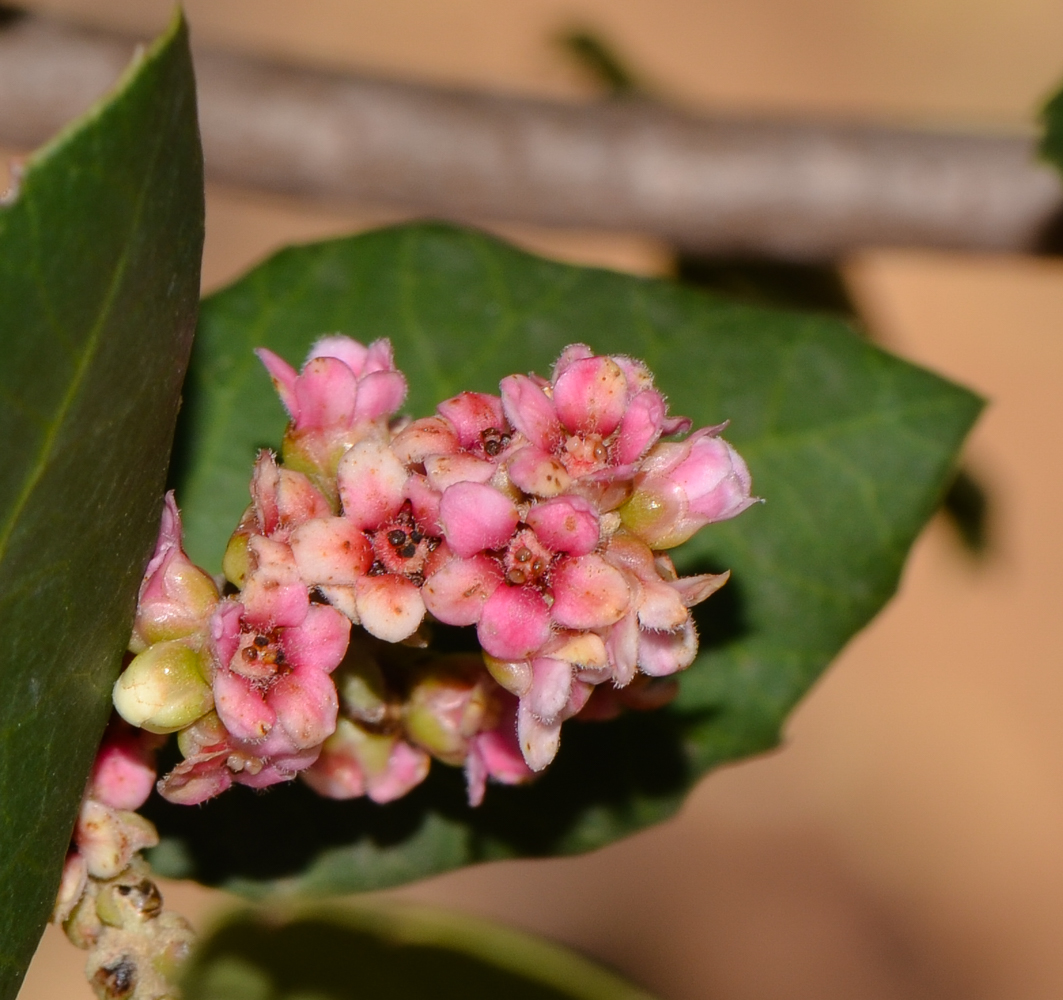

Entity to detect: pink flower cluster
[111,336,756,809]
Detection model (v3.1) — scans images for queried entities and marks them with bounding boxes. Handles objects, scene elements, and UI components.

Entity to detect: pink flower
[130,492,219,651]
[499,346,690,507]
[211,598,350,757]
[620,426,758,549]
[324,439,447,642]
[88,721,162,813]
[600,532,730,684]
[425,484,630,665]
[257,335,407,493]
[301,717,430,803]
[157,711,323,805]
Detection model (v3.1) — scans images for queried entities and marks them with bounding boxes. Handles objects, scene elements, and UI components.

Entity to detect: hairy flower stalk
[105,335,755,806]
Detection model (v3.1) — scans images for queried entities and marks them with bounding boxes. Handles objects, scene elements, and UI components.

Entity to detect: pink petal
[157,751,234,805]
[337,439,408,530]
[670,570,730,608]
[638,621,699,676]
[425,453,497,492]
[464,743,488,807]
[211,600,244,668]
[500,375,563,452]
[355,574,426,642]
[250,451,281,535]
[353,369,408,422]
[527,657,573,723]
[552,355,628,437]
[506,445,571,498]
[558,678,594,721]
[517,701,561,771]
[235,753,317,790]
[214,669,276,742]
[242,537,309,628]
[525,495,599,555]
[268,664,339,751]
[439,482,519,558]
[255,348,300,420]
[391,416,460,465]
[273,469,332,533]
[636,579,690,632]
[366,740,431,803]
[478,585,552,661]
[422,554,502,625]
[294,356,360,431]
[611,354,654,394]
[282,603,352,673]
[551,343,595,380]
[302,737,367,800]
[290,517,373,586]
[437,391,507,450]
[404,474,444,535]
[550,554,631,630]
[474,727,534,785]
[605,610,639,687]
[89,729,157,812]
[308,334,369,374]
[615,390,666,464]
[362,338,397,374]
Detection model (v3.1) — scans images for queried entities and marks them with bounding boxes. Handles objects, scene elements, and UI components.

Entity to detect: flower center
[561,433,609,478]
[502,528,553,587]
[368,501,440,584]
[231,628,288,683]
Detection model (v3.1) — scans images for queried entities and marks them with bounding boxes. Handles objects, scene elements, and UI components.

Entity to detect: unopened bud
[113,641,213,734]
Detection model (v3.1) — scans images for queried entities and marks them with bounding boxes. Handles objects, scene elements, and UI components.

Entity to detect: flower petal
[517,701,561,771]
[337,439,408,530]
[436,391,506,450]
[527,656,573,723]
[269,663,339,751]
[353,369,408,423]
[439,482,519,558]
[294,356,360,431]
[290,516,373,586]
[308,334,368,373]
[525,495,599,555]
[282,603,352,673]
[552,355,627,437]
[550,554,630,629]
[422,554,502,625]
[255,348,299,420]
[355,574,426,642]
[478,585,552,661]
[614,389,666,464]
[213,668,276,742]
[500,374,562,451]
[506,445,571,498]
[391,416,459,465]
[425,453,497,492]
[638,621,699,676]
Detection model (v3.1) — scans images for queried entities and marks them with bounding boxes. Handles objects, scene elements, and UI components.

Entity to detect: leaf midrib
[0,123,168,569]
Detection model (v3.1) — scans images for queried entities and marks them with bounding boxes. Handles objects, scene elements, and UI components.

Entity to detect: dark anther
[484,438,502,456]
[408,571,425,586]
[368,560,387,576]
[427,538,441,551]
[399,543,417,559]
[92,958,137,1000]
[275,649,286,665]
[243,647,258,661]
[410,529,424,543]
[116,879,163,918]
[253,634,269,647]
[516,547,532,563]
[387,529,407,547]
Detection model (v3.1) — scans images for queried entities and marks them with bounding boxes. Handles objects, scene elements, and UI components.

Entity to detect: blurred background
[8,1,1063,997]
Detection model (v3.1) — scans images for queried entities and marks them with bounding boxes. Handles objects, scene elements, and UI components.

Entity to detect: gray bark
[2,12,1060,260]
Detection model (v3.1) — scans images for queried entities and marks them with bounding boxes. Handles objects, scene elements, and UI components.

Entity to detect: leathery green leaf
[0,12,202,995]
[153,224,980,897]
[183,902,657,1000]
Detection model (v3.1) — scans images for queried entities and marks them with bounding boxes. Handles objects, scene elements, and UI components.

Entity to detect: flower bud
[113,641,213,735]
[130,493,218,651]
[74,800,159,880]
[404,661,489,765]
[620,428,756,548]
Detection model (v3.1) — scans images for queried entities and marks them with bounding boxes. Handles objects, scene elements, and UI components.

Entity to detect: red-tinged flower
[223,451,332,588]
[301,717,430,803]
[257,335,407,494]
[601,532,730,685]
[210,597,350,757]
[157,712,323,805]
[620,426,758,549]
[323,438,447,642]
[130,492,218,652]
[425,484,629,664]
[499,345,690,507]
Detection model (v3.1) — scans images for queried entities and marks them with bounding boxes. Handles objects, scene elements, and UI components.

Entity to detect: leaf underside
[183,902,658,1000]
[154,224,981,898]
[0,13,203,996]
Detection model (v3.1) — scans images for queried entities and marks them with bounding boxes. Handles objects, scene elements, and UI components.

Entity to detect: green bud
[113,641,214,734]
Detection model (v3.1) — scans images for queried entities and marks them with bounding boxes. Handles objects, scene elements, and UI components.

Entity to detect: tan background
[11,1,1063,998]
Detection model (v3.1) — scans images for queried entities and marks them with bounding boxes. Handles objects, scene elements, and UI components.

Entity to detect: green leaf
[154,224,980,897]
[183,902,657,1000]
[0,12,203,996]
[1041,78,1063,174]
